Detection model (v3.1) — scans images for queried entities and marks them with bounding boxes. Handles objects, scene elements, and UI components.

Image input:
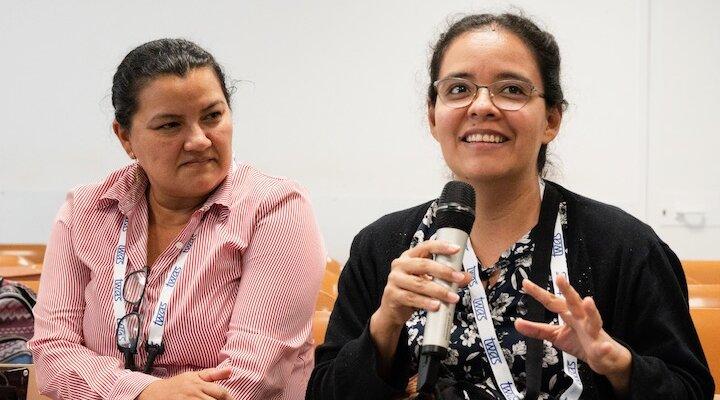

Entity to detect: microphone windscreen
[435,181,475,234]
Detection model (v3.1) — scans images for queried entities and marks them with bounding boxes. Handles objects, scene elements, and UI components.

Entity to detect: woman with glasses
[28,38,325,400]
[307,13,713,400]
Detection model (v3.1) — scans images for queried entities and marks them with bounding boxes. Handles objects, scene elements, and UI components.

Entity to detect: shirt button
[175,242,184,250]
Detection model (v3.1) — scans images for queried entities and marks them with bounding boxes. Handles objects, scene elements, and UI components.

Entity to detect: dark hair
[111,38,232,129]
[428,13,567,174]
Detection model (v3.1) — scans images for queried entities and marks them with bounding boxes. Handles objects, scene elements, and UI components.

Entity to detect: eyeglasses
[115,266,151,372]
[433,77,544,111]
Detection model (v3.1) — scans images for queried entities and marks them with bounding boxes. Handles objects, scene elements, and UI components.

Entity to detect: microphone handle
[422,227,468,349]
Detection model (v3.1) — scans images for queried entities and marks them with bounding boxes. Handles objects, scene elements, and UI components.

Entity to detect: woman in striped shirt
[28,38,325,400]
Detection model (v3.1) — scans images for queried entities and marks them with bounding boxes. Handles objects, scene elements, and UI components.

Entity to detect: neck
[467,170,542,265]
[147,187,206,228]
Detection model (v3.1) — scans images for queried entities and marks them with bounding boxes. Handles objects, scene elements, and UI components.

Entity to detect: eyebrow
[442,71,534,84]
[201,100,224,112]
[149,113,181,122]
[147,100,225,123]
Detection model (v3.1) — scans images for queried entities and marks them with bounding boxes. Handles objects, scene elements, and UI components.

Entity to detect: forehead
[439,27,541,84]
[134,67,225,114]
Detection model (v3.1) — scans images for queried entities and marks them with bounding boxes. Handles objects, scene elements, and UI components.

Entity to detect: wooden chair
[312,258,341,345]
[312,292,336,345]
[690,305,720,393]
[683,261,720,395]
[0,244,45,293]
[683,260,720,285]
[689,284,720,309]
[0,244,46,265]
[325,257,341,275]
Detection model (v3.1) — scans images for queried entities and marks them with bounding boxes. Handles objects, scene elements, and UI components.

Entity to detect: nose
[466,87,499,119]
[183,123,212,152]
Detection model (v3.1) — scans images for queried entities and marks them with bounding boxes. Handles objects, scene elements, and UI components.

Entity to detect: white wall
[646,0,720,259]
[0,0,717,262]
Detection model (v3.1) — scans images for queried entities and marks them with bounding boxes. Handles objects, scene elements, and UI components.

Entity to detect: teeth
[464,133,505,143]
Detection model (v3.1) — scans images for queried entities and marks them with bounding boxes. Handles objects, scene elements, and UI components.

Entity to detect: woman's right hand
[369,240,472,373]
[137,367,234,400]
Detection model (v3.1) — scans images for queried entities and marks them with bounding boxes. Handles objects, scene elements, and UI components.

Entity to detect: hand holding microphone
[374,241,470,326]
[369,239,471,378]
[417,181,476,394]
[369,181,475,384]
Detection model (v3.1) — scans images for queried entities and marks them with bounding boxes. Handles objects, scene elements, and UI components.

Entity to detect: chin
[185,173,225,195]
[451,162,508,182]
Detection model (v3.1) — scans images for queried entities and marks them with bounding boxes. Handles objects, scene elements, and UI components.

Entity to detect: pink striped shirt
[28,162,325,400]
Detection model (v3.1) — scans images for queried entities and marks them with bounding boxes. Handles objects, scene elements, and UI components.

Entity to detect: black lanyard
[524,183,564,399]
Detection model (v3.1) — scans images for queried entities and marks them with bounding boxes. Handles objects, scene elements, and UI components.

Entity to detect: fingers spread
[522,279,567,314]
[556,275,585,318]
[514,318,560,342]
[582,297,604,334]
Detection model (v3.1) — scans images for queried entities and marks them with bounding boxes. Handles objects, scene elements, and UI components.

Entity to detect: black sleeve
[306,225,413,400]
[599,239,715,399]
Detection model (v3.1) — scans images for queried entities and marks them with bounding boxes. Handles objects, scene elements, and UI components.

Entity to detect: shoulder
[549,181,661,247]
[350,201,433,257]
[229,162,311,210]
[359,201,432,239]
[549,181,683,283]
[340,201,434,300]
[59,164,137,220]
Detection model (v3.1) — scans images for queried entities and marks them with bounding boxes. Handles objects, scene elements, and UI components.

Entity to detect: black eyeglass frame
[115,265,160,373]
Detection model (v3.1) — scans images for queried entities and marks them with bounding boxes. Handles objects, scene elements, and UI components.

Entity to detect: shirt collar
[198,165,234,220]
[208,161,236,208]
[97,163,148,216]
[96,162,234,218]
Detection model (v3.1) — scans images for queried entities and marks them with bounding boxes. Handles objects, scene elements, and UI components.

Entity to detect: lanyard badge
[462,185,583,400]
[112,216,195,373]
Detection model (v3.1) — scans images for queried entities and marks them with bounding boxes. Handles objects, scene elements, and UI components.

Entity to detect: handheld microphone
[417,181,476,395]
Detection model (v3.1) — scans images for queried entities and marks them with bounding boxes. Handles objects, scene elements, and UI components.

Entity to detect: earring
[129,152,136,159]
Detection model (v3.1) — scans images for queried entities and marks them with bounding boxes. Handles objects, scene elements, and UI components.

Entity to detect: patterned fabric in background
[0,278,36,363]
[405,199,573,399]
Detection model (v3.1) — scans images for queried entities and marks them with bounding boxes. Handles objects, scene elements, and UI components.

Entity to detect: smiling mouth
[461,133,508,144]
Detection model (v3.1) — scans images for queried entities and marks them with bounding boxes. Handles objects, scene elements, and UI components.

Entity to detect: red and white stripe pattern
[28,162,326,400]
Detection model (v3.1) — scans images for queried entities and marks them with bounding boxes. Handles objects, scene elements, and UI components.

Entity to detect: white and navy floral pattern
[406,198,572,399]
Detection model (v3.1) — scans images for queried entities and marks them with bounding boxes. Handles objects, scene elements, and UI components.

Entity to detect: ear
[113,120,135,159]
[428,103,439,142]
[542,105,562,145]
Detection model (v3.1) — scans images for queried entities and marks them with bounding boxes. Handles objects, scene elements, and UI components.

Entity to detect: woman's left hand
[515,275,632,394]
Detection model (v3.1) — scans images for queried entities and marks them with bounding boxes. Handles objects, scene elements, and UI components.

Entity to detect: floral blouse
[405,200,572,399]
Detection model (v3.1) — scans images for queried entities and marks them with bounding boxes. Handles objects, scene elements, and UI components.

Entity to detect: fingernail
[447,292,460,303]
[429,300,441,309]
[448,244,461,251]
[452,271,465,281]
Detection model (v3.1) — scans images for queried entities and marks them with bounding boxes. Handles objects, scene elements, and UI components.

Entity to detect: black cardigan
[307,182,714,399]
